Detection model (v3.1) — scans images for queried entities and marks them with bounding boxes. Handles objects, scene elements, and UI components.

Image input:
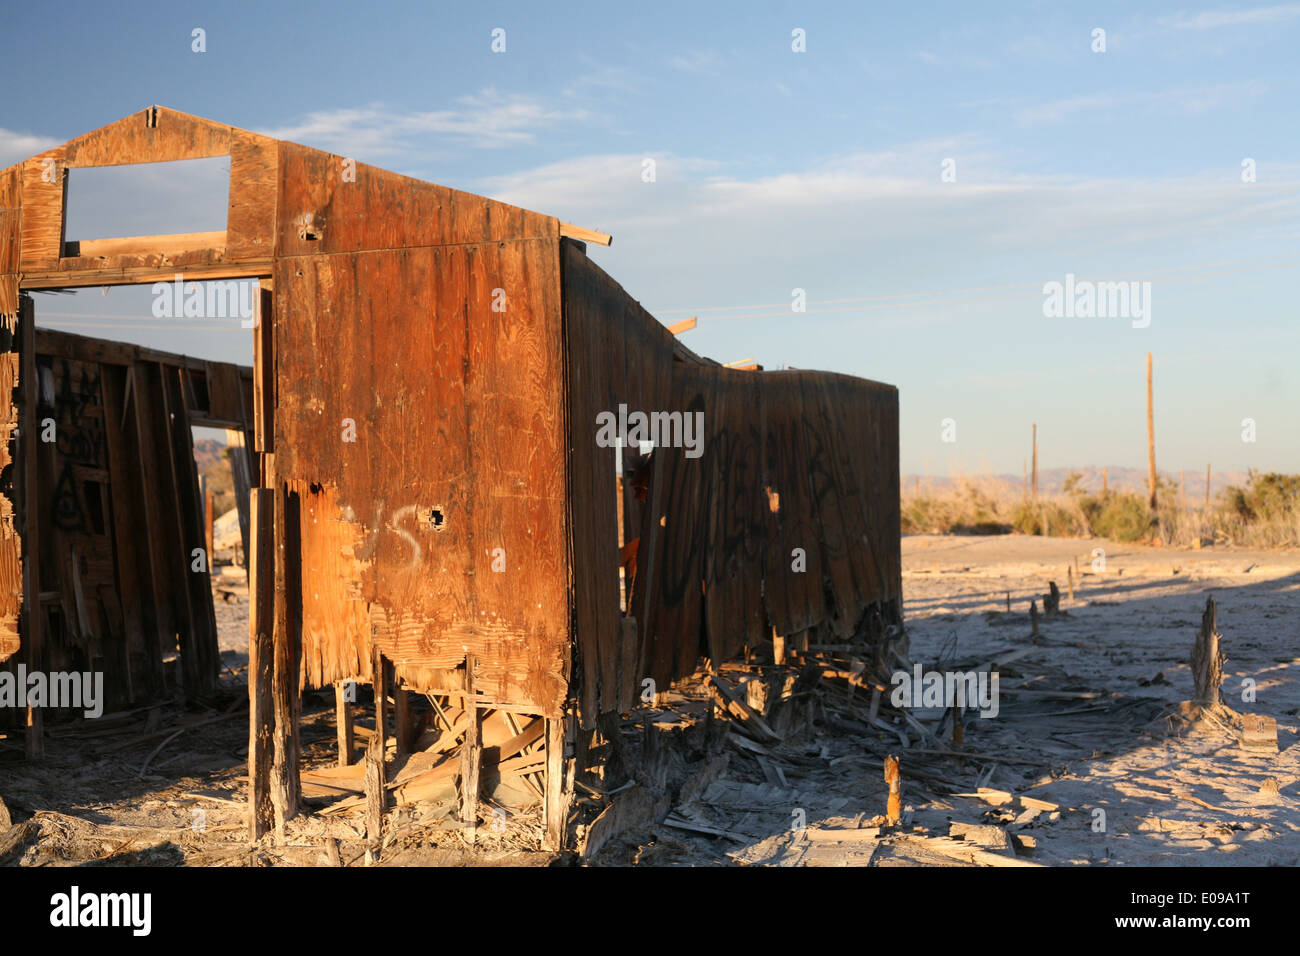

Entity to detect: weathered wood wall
[563,241,901,725]
[272,143,571,717]
[0,325,249,725]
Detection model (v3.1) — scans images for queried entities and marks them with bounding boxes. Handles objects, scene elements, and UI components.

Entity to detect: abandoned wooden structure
[0,315,254,738]
[0,107,900,850]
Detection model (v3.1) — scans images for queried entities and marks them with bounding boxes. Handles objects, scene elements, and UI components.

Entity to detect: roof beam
[559,222,612,246]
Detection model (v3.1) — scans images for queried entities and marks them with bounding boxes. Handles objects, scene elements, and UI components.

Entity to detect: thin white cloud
[477,141,1300,320]
[1159,4,1300,30]
[1016,81,1267,125]
[668,50,723,74]
[258,90,589,159]
[0,127,59,168]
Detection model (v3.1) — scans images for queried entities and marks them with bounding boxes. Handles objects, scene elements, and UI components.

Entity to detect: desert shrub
[1010,499,1084,537]
[1075,491,1153,542]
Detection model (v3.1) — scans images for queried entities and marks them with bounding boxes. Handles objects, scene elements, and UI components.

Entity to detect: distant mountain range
[903,466,1254,499]
[193,437,227,474]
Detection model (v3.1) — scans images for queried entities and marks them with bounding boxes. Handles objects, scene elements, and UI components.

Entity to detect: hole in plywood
[430,508,446,532]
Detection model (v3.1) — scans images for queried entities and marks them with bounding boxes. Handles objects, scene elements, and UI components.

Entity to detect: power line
[651,253,1300,320]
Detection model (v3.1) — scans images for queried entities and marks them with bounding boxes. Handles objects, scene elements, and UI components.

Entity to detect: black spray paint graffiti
[48,360,105,533]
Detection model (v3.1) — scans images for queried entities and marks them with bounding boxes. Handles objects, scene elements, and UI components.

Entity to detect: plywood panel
[277,143,556,259]
[19,149,66,269]
[203,360,244,422]
[562,243,623,720]
[762,374,827,637]
[0,165,19,285]
[226,132,278,260]
[63,107,232,168]
[276,240,569,714]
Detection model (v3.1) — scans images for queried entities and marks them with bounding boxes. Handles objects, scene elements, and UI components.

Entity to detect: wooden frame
[0,108,902,855]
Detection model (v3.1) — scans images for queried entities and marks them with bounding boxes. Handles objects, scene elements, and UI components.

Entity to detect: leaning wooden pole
[1146,352,1157,510]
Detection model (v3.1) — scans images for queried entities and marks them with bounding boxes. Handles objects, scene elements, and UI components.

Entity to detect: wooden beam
[225,427,253,569]
[247,488,275,840]
[19,260,272,290]
[459,654,481,837]
[100,364,156,698]
[559,222,612,246]
[270,481,301,835]
[364,733,385,859]
[393,670,411,759]
[204,487,215,566]
[722,357,756,368]
[61,231,226,259]
[372,642,387,760]
[157,364,207,697]
[124,366,175,679]
[543,716,566,850]
[18,297,42,759]
[335,682,354,767]
[253,287,272,453]
[666,316,697,335]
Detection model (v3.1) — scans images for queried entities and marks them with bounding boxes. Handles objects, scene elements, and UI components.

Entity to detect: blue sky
[2,0,1297,476]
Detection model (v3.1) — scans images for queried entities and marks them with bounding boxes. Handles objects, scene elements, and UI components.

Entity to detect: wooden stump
[884,755,901,826]
[1191,597,1225,707]
[1043,582,1061,617]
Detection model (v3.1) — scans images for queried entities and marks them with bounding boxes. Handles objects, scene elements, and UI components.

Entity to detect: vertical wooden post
[1102,467,1108,495]
[1067,565,1074,600]
[247,488,275,840]
[1180,469,1186,509]
[459,655,481,839]
[372,643,387,759]
[18,297,42,759]
[393,666,410,759]
[772,626,785,666]
[224,427,253,571]
[269,483,301,837]
[1205,463,1211,509]
[204,487,215,563]
[1146,352,1157,510]
[336,681,354,767]
[544,714,566,850]
[1031,424,1038,498]
[364,732,385,860]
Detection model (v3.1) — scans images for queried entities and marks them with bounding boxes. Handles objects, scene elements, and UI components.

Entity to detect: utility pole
[1032,424,1038,499]
[1146,352,1157,510]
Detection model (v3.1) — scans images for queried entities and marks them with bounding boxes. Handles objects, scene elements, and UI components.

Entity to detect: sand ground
[4,535,1298,866]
